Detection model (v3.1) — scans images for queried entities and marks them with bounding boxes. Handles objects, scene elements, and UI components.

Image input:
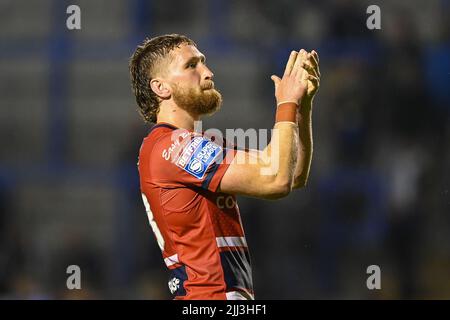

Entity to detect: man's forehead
[170,44,205,64]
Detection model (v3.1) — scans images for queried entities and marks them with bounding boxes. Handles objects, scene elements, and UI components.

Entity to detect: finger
[284,51,298,77]
[309,51,320,78]
[308,51,319,68]
[300,50,310,80]
[307,74,320,87]
[271,75,281,88]
[292,49,306,78]
[302,52,319,78]
[303,51,319,69]
[302,62,319,78]
[311,50,319,64]
[302,51,312,80]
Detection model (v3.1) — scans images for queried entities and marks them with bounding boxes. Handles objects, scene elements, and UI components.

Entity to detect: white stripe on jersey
[226,291,254,300]
[164,253,179,267]
[216,237,247,248]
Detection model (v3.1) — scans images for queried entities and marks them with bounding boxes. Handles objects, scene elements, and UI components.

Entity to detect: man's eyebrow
[184,55,206,66]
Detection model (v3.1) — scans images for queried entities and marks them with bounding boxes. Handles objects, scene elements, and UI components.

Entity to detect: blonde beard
[172,83,222,117]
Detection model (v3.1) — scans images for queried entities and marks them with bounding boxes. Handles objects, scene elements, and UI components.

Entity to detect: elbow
[264,179,293,200]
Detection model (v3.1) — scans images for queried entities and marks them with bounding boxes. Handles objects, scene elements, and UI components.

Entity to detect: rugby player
[129,34,320,300]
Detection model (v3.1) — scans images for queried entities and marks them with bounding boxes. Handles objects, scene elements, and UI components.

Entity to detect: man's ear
[150,78,171,99]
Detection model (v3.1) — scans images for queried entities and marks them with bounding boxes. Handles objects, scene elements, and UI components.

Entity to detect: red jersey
[138,122,254,300]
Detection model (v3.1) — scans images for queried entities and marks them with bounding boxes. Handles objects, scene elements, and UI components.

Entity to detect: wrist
[275,101,299,123]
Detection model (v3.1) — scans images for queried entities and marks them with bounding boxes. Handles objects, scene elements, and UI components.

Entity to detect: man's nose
[202,65,214,80]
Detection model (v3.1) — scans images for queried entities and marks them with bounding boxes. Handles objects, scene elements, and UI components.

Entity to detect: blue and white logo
[176,137,222,179]
[189,158,203,173]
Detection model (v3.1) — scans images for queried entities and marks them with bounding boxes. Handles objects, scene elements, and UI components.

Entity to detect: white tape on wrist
[277,101,299,107]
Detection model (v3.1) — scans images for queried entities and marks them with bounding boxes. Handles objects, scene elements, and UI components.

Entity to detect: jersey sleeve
[149,129,236,192]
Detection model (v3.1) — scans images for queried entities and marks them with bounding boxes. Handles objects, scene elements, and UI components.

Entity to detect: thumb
[270,75,281,87]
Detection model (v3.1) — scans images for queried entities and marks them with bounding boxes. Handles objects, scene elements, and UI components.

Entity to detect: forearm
[258,121,299,193]
[292,100,313,189]
[229,120,299,199]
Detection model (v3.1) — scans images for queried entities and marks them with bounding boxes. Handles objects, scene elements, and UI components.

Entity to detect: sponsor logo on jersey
[188,158,203,173]
[175,137,222,179]
[176,136,203,167]
[162,131,190,160]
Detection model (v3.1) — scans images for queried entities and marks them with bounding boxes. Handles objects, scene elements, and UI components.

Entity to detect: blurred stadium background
[0,0,449,299]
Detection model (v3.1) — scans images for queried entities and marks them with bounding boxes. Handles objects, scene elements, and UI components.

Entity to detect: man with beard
[129,34,320,300]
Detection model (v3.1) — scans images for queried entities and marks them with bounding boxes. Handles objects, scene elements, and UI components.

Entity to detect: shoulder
[141,124,186,154]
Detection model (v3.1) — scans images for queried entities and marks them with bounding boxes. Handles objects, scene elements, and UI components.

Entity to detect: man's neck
[157,103,199,131]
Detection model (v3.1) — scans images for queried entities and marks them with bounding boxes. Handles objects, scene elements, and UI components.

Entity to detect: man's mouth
[201,82,214,90]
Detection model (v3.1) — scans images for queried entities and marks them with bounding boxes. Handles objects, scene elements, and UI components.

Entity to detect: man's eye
[188,62,197,68]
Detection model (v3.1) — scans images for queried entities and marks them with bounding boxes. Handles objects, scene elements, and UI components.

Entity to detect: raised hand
[298,49,320,103]
[271,51,308,105]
